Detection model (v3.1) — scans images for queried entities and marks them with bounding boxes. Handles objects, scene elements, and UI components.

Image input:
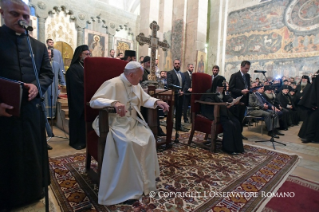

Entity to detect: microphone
[254,70,267,73]
[168,84,182,89]
[18,20,33,31]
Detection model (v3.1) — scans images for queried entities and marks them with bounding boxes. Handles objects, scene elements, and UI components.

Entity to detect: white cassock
[90,73,160,205]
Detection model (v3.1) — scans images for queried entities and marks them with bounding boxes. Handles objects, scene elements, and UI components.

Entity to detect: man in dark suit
[229,60,251,139]
[167,59,188,132]
[183,64,193,123]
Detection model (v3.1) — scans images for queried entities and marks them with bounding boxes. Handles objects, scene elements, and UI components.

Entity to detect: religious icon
[196,51,206,73]
[90,35,103,57]
[84,29,108,57]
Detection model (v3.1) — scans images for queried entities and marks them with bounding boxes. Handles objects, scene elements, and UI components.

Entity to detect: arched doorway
[54,41,73,71]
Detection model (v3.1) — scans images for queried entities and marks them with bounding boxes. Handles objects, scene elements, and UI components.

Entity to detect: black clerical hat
[288,86,293,91]
[141,56,150,63]
[211,75,226,93]
[124,50,136,57]
[282,85,290,90]
[264,85,272,91]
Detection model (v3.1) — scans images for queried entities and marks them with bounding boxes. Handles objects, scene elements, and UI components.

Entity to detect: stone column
[76,26,84,46]
[171,0,187,71]
[108,33,114,53]
[184,0,208,73]
[207,0,228,77]
[138,0,160,57]
[158,0,173,71]
[38,17,46,43]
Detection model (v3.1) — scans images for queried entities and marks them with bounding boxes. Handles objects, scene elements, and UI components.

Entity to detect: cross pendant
[128,102,133,116]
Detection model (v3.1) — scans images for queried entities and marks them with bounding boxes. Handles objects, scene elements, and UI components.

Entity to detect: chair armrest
[195,100,227,106]
[86,102,116,113]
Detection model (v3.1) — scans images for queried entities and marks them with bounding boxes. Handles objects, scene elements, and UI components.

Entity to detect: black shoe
[176,127,189,132]
[275,130,284,136]
[122,199,139,205]
[242,135,248,140]
[302,139,312,143]
[72,144,86,150]
[158,131,166,136]
[268,131,279,138]
[47,144,53,150]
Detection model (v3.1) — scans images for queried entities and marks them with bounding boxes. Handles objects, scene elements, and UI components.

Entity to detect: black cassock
[276,92,299,125]
[295,83,311,121]
[298,77,319,142]
[0,25,53,208]
[66,62,86,148]
[200,90,244,154]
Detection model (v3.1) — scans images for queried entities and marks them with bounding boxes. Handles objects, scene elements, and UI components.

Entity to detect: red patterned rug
[49,132,299,211]
[263,175,319,212]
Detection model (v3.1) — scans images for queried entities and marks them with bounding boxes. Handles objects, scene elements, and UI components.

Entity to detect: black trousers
[183,94,190,121]
[175,94,184,129]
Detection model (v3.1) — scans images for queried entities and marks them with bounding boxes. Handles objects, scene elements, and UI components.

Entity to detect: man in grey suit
[47,38,65,73]
[248,86,282,137]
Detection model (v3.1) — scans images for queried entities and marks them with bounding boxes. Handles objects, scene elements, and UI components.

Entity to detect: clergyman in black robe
[0,1,54,209]
[295,75,311,121]
[66,45,91,150]
[276,85,299,125]
[200,76,244,154]
[298,73,319,143]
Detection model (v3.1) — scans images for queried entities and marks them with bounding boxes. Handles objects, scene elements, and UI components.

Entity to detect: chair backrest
[191,73,212,113]
[84,57,128,122]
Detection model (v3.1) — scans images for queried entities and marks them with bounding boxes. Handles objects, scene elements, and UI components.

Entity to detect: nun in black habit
[66,45,91,150]
[200,76,244,154]
[298,73,319,143]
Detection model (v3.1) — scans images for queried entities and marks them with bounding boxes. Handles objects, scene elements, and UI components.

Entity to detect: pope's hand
[157,101,169,112]
[114,102,126,117]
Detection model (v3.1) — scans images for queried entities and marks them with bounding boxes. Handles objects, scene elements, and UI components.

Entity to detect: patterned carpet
[49,132,299,211]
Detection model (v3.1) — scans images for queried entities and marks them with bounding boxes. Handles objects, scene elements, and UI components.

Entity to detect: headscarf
[71,45,89,65]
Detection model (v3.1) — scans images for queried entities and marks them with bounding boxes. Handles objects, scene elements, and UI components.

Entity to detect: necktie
[242,74,248,89]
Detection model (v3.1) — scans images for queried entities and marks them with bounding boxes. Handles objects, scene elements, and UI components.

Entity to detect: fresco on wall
[225,0,319,80]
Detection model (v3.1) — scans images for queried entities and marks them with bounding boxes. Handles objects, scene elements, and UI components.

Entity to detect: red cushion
[84,57,128,122]
[191,73,212,113]
[194,115,213,133]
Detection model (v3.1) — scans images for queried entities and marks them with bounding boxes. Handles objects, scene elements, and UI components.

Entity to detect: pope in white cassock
[90,61,169,205]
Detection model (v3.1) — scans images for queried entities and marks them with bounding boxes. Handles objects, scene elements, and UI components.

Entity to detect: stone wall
[224,0,319,80]
[29,0,138,54]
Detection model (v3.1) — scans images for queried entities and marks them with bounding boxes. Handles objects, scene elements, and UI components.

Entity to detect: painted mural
[225,0,319,80]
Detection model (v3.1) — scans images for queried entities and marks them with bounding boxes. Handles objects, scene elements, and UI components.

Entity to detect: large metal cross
[136,21,170,81]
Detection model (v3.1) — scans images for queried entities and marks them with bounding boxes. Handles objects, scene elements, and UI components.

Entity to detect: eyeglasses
[83,53,91,56]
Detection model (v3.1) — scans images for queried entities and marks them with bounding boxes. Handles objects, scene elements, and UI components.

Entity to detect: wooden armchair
[84,57,128,183]
[188,73,224,152]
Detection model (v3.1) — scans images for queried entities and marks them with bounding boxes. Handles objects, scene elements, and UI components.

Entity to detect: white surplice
[90,73,160,205]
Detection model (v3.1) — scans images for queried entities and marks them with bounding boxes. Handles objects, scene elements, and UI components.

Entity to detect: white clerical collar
[120,73,132,87]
